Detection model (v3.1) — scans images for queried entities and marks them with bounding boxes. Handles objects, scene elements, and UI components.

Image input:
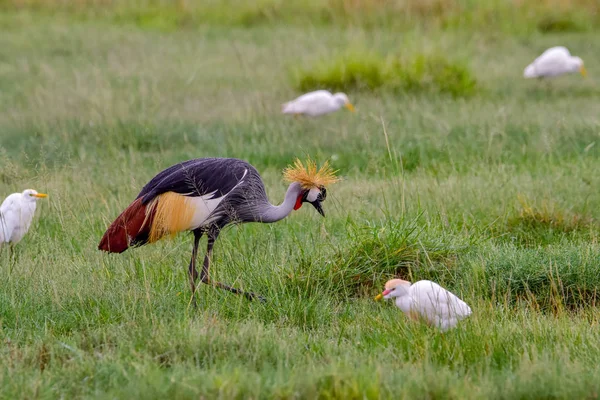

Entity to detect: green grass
[2,0,599,34]
[2,3,600,399]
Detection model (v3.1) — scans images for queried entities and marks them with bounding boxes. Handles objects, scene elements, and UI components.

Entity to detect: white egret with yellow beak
[375,279,472,331]
[282,90,355,117]
[0,189,48,245]
[524,46,587,79]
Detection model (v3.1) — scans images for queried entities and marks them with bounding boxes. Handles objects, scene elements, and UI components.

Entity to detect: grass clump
[537,16,585,33]
[294,51,477,97]
[287,218,467,298]
[498,195,595,247]
[294,52,385,92]
[478,245,600,310]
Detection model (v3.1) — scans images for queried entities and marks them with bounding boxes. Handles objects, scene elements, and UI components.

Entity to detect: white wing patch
[187,169,248,229]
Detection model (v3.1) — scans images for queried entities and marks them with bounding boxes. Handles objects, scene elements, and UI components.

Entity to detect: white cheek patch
[306,188,320,202]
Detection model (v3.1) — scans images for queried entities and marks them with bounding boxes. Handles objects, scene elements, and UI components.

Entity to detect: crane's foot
[245,292,267,303]
[211,281,266,302]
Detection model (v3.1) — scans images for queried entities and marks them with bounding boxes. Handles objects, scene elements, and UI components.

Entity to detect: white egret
[375,279,471,331]
[282,90,355,117]
[0,189,48,246]
[524,46,587,79]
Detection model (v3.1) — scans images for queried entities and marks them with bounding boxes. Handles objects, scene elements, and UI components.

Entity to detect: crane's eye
[319,186,327,201]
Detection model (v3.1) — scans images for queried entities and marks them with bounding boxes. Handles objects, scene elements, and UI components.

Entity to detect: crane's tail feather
[98,198,154,253]
[98,192,195,253]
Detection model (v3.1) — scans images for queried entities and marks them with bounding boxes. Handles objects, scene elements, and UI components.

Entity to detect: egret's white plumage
[524,46,587,79]
[282,90,355,117]
[0,189,47,245]
[376,279,471,331]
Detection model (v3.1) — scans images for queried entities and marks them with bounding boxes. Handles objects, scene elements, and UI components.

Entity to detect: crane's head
[296,185,327,216]
[283,158,339,217]
[22,189,48,202]
[374,279,411,301]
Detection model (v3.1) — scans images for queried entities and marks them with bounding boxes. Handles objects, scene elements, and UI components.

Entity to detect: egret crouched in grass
[524,46,587,79]
[0,189,48,247]
[282,90,355,117]
[375,279,472,331]
[99,157,338,303]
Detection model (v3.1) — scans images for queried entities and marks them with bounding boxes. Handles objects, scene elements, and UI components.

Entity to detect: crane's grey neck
[258,181,303,223]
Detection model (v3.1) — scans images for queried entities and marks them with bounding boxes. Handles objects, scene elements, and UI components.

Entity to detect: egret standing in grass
[375,279,472,331]
[282,90,355,117]
[0,189,48,246]
[99,157,338,302]
[524,46,587,79]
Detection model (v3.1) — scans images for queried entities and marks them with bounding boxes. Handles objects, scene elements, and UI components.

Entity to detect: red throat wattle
[294,194,303,210]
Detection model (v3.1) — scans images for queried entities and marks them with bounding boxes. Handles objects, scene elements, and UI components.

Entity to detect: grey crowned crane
[98,157,338,302]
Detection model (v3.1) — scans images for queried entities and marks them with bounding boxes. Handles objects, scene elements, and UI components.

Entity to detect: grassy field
[1,2,600,399]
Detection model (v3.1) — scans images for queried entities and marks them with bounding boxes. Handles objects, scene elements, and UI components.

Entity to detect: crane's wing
[0,194,21,242]
[99,158,267,253]
[136,158,257,203]
[410,281,472,325]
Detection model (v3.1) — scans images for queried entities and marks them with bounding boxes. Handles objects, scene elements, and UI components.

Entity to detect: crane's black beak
[310,200,325,217]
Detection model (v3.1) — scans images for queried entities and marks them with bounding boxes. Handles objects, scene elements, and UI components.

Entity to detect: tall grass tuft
[286,218,469,298]
[498,195,596,247]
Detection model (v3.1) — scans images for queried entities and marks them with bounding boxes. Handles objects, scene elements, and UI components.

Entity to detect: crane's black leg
[8,244,17,271]
[188,229,203,306]
[200,228,265,302]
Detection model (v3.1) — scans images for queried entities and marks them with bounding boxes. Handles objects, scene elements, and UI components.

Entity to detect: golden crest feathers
[283,158,340,189]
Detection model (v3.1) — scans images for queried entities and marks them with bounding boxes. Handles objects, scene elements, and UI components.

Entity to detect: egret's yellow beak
[580,66,587,77]
[33,193,48,198]
[345,103,355,112]
[375,288,392,301]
